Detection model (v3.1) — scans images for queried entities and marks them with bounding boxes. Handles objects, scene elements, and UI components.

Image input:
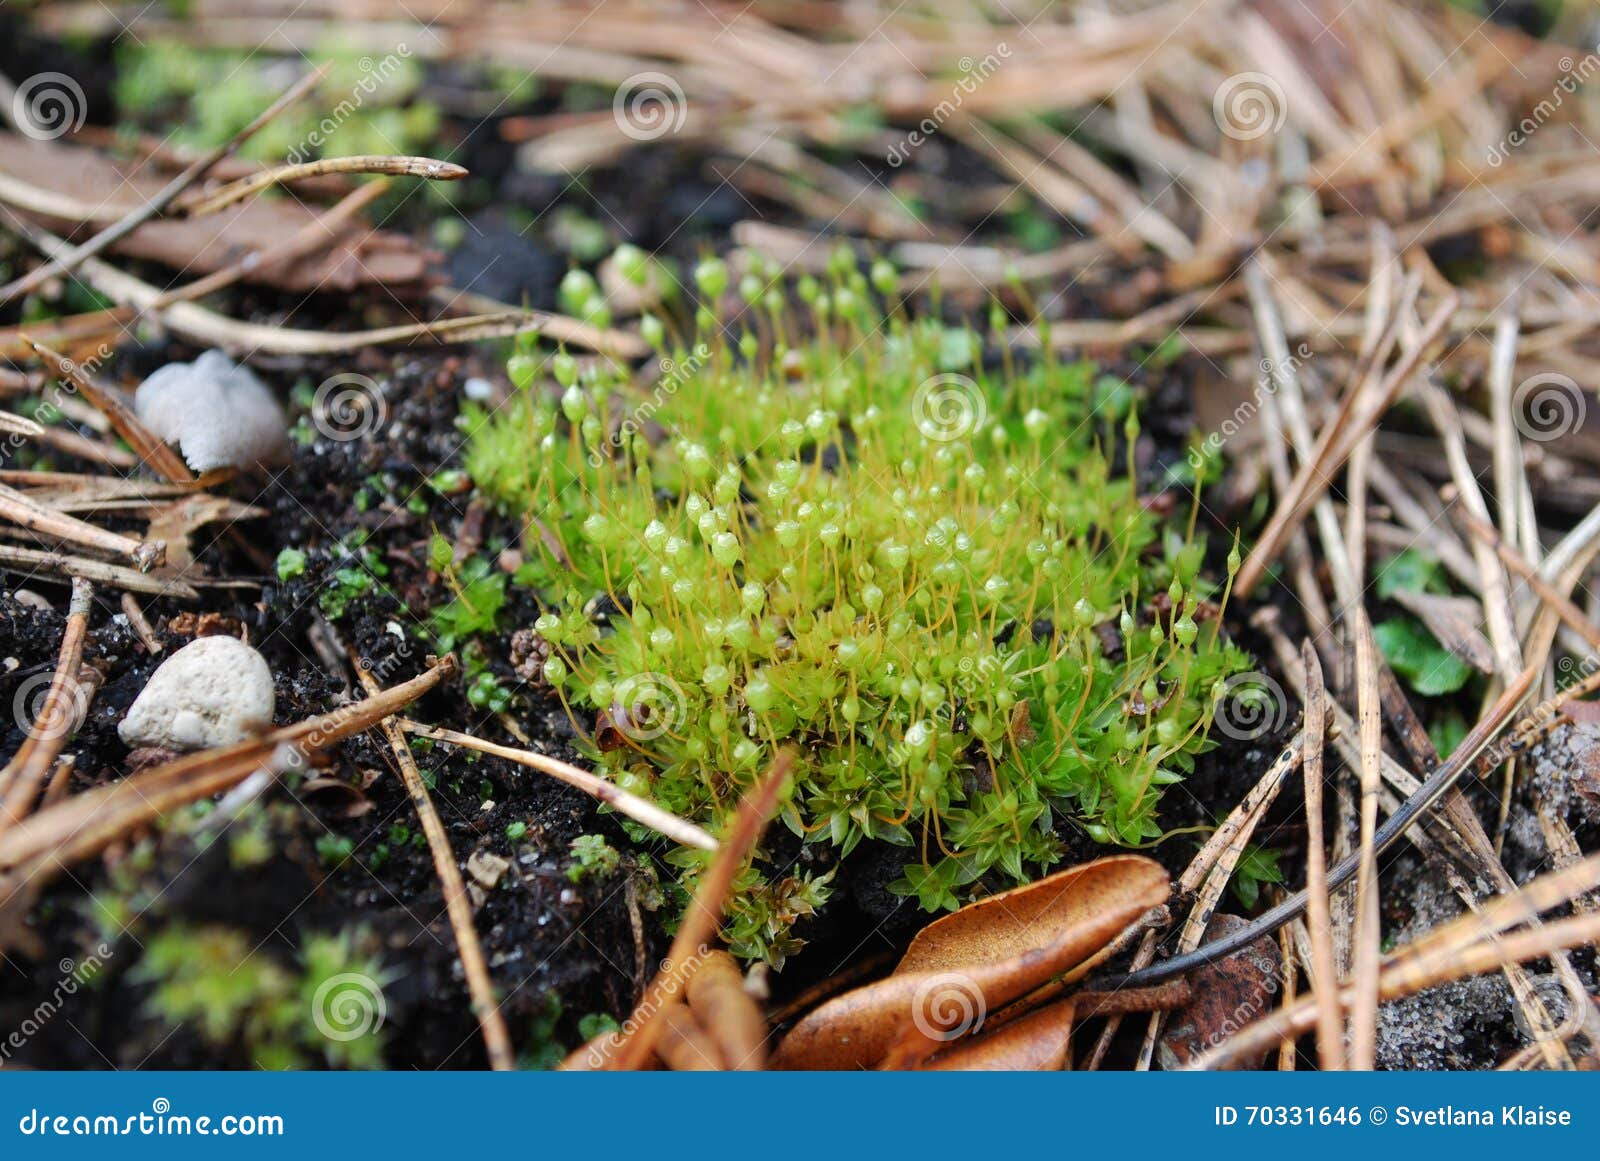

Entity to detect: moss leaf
[1374,616,1475,697]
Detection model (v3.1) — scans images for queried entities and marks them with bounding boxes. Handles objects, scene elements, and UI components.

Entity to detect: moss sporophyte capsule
[463,251,1253,960]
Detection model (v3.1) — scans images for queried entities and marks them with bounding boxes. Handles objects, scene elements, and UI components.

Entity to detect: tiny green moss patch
[461,254,1251,962]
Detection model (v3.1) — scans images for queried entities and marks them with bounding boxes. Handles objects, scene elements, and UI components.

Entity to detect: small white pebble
[10,589,52,611]
[134,350,289,472]
[463,376,493,402]
[467,849,510,890]
[118,636,275,751]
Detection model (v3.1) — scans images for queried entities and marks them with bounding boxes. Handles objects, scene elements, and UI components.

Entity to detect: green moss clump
[136,924,390,1070]
[463,251,1250,962]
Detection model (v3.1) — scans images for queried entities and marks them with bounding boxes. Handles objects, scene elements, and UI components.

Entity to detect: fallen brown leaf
[771,854,1170,1070]
[921,982,1191,1071]
[1157,913,1282,1070]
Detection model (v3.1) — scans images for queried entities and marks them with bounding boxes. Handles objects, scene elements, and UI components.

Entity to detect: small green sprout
[522,991,567,1070]
[466,671,511,713]
[578,1012,620,1042]
[317,538,390,619]
[429,539,508,651]
[1229,841,1285,910]
[1375,618,1474,697]
[566,834,621,883]
[429,469,471,495]
[274,547,307,582]
[315,833,355,868]
[1373,548,1476,697]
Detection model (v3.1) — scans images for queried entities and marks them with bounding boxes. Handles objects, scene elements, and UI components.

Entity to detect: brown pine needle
[0,63,331,304]
[1449,495,1600,653]
[1299,640,1345,1070]
[0,411,43,437]
[353,660,514,1072]
[1197,853,1600,1069]
[398,718,717,851]
[0,577,94,826]
[182,155,468,217]
[0,543,198,599]
[0,481,164,569]
[605,750,794,1071]
[26,338,195,485]
[1347,609,1385,1070]
[1235,293,1458,597]
[150,179,391,309]
[685,949,768,1070]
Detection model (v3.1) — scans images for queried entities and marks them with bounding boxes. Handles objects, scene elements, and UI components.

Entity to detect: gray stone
[118,635,275,751]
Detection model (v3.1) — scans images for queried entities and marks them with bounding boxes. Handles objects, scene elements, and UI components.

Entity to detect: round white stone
[134,349,289,472]
[118,635,276,751]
